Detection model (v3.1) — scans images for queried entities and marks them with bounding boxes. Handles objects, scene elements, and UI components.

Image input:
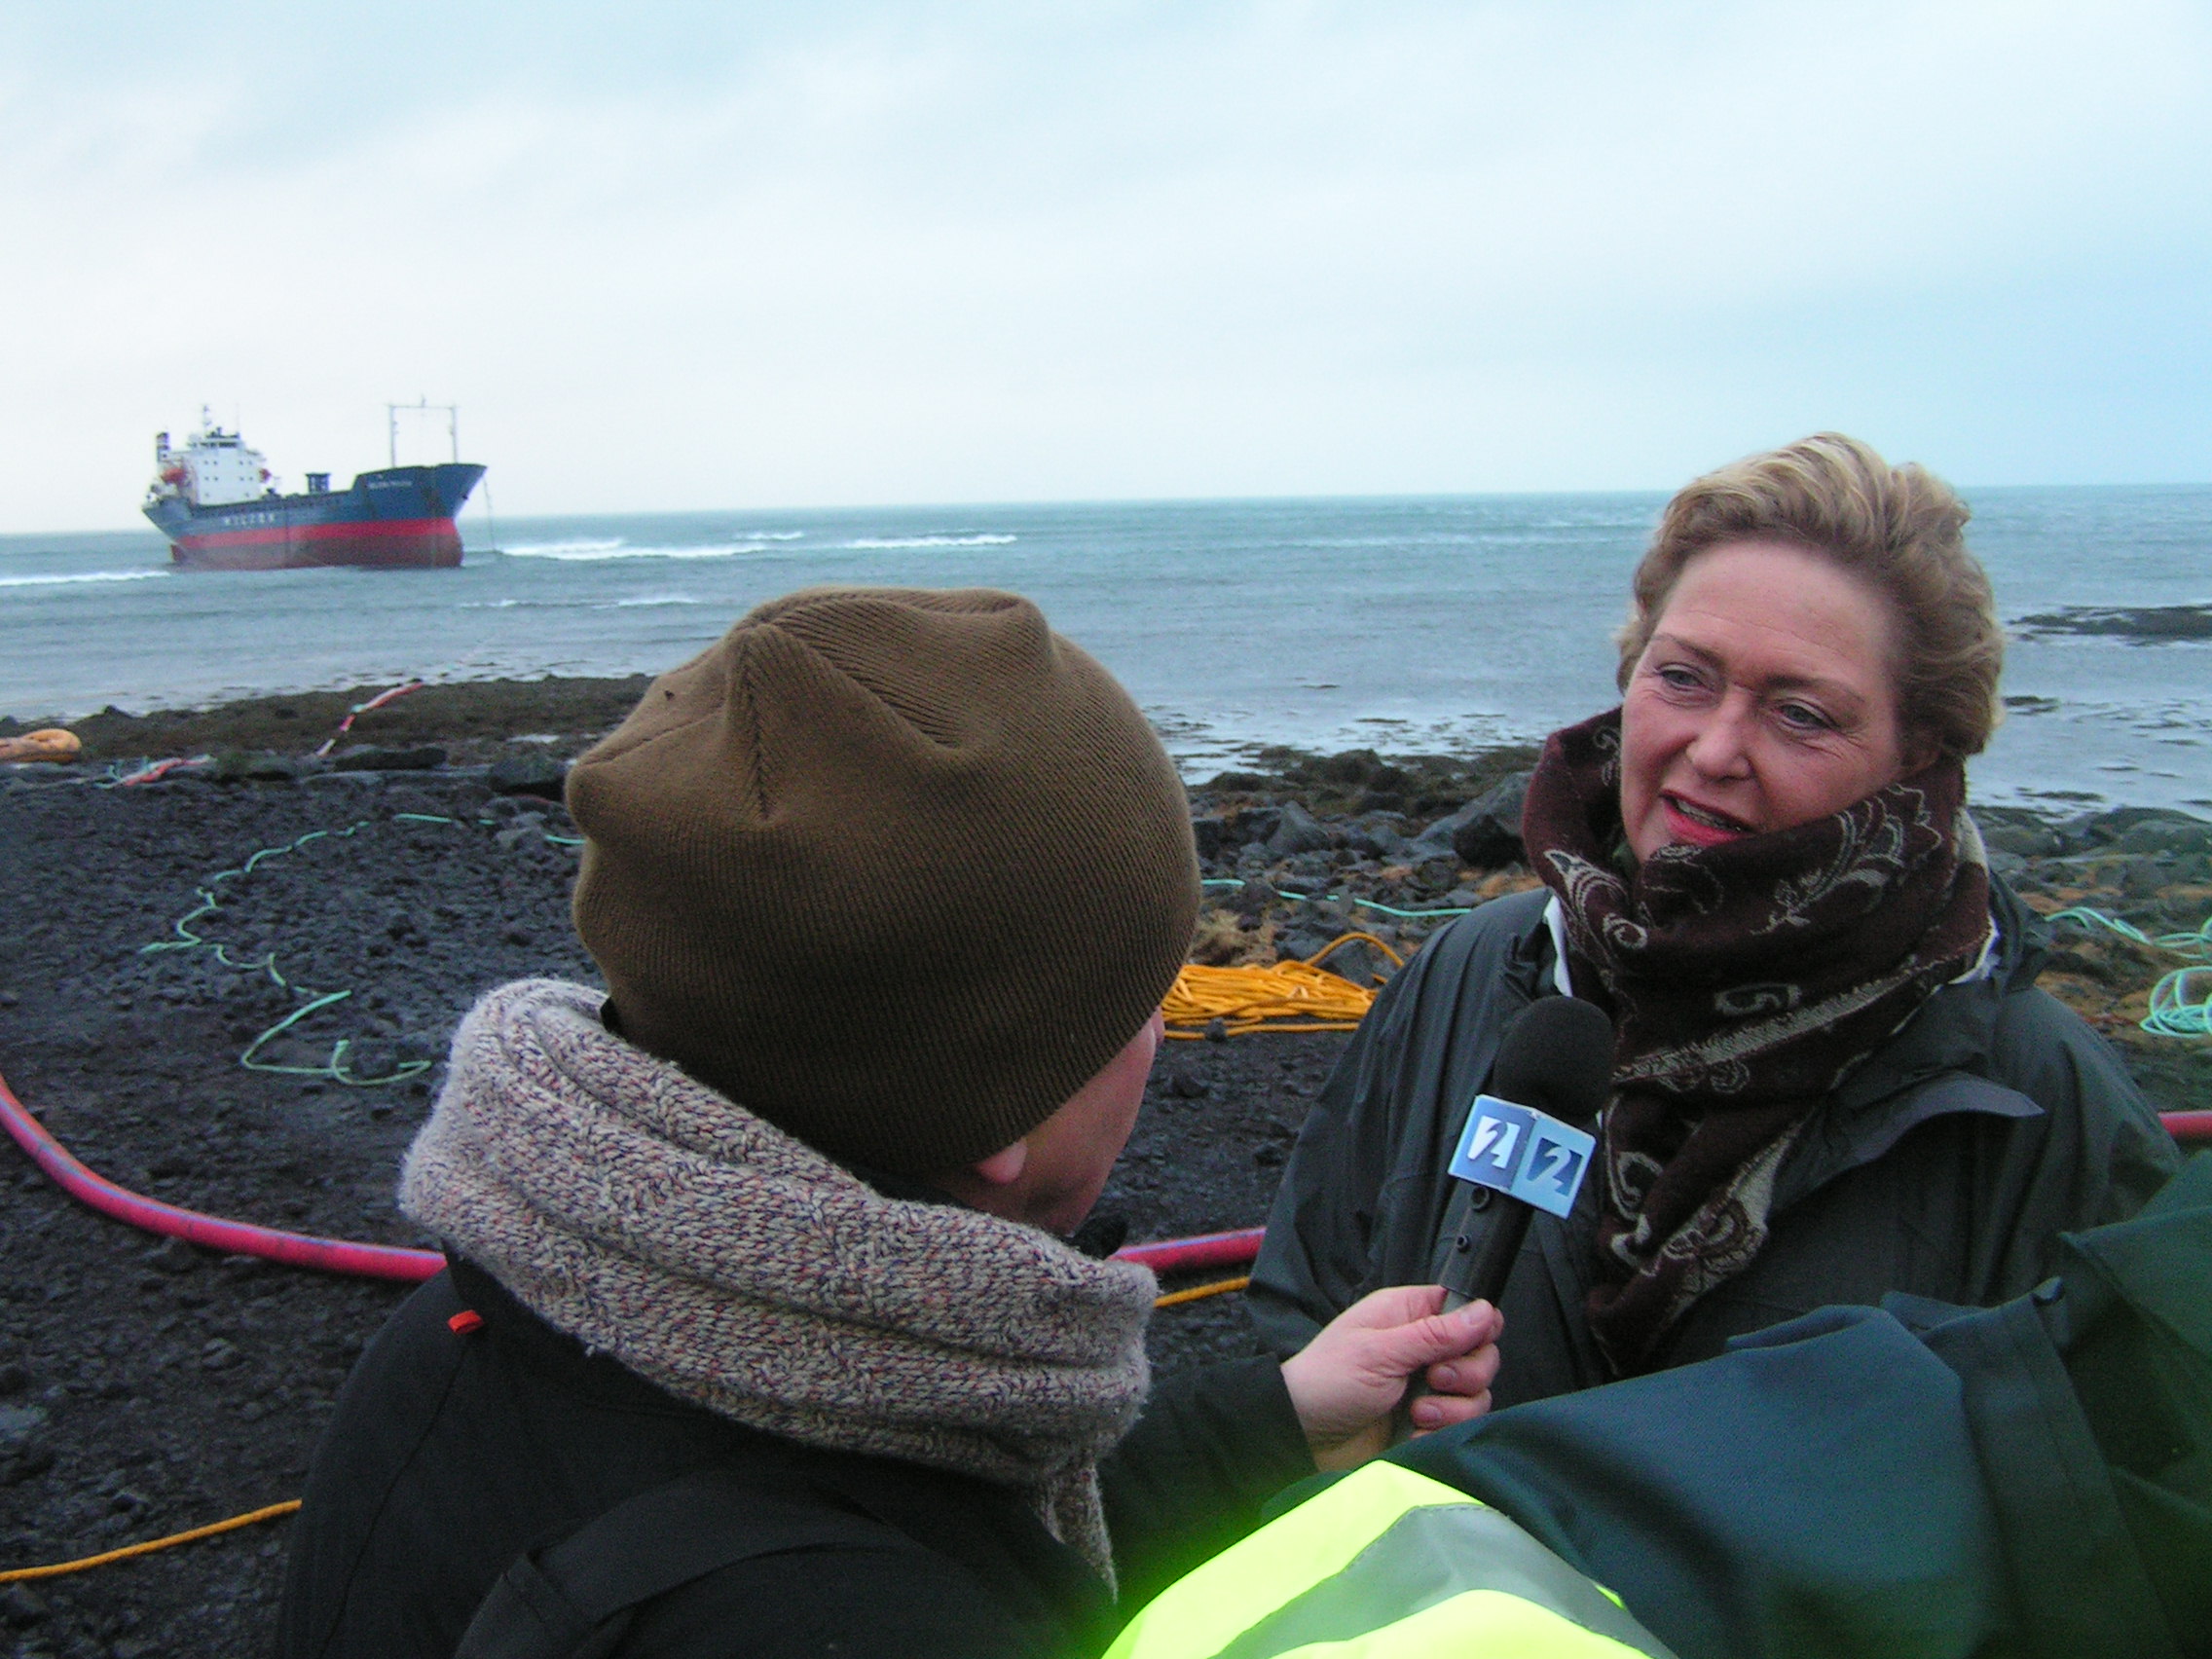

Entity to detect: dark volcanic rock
[1265,801,1334,859]
[332,745,448,773]
[488,753,569,798]
[1449,772,1531,869]
[2013,604,2212,642]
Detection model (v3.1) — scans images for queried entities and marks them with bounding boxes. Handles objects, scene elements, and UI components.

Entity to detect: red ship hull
[168,516,463,571]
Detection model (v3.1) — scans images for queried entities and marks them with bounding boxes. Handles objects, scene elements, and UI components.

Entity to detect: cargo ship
[142,407,485,571]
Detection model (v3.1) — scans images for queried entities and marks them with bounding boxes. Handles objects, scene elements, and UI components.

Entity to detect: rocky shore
[1,681,2205,1656]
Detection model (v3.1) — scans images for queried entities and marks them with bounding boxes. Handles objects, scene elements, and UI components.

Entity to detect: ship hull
[145,462,485,571]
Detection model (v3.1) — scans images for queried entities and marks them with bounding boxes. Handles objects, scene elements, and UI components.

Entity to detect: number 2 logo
[1466,1114,1521,1171]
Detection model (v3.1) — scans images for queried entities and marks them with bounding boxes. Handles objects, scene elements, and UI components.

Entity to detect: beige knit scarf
[399,978,1157,1582]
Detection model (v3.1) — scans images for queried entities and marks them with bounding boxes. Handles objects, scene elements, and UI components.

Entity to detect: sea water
[2,489,2206,812]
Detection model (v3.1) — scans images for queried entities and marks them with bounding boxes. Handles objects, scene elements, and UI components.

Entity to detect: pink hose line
[1114,1228,1266,1273]
[0,1059,1267,1281]
[8,1055,2199,1286]
[0,1063,441,1282]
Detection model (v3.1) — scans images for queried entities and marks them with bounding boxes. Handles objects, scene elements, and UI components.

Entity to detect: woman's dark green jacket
[1247,877,2182,1407]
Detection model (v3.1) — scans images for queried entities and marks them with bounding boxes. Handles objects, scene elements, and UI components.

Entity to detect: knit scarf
[399,979,1157,1583]
[1522,710,1993,1377]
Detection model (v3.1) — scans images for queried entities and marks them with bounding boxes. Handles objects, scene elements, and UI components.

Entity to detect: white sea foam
[0,568,170,589]
[603,594,702,608]
[839,534,1017,549]
[737,531,805,541]
[503,538,746,563]
[500,537,627,558]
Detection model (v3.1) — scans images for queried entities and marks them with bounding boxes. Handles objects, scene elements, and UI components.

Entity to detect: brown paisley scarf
[1521,708,1993,1377]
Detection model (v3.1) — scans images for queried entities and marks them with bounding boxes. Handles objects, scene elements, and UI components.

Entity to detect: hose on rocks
[2047,905,2212,1037]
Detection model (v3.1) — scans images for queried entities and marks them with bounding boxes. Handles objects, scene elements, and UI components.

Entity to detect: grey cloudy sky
[4,1,2208,531]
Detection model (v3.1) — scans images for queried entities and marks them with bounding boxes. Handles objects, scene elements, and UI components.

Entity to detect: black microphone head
[1490,997,1614,1127]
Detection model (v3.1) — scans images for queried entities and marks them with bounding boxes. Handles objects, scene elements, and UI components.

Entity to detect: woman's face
[1619,537,1921,863]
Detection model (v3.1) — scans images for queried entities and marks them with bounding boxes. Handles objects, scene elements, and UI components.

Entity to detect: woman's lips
[1661,793,1755,848]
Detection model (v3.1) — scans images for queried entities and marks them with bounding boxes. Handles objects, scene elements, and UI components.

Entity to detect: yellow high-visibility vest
[1105,1462,1676,1659]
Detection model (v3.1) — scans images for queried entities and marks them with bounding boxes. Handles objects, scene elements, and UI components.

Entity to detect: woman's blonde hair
[1616,432,2004,759]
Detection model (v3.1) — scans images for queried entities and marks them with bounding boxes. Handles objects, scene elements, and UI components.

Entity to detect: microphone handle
[1439,1185,1532,1312]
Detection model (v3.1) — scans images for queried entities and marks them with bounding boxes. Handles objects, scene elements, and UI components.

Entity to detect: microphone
[1439,996,1614,1312]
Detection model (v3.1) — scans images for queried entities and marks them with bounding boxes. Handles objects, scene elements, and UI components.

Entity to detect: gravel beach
[2,681,2205,1657]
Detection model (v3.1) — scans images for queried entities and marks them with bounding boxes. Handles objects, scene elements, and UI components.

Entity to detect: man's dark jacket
[1388,1152,2212,1658]
[276,1259,1313,1659]
[1248,880,2181,1405]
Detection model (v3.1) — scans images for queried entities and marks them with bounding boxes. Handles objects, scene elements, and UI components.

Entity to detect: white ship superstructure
[147,410,277,509]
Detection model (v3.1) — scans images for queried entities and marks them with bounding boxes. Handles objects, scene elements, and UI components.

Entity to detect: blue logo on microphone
[1449,1094,1595,1219]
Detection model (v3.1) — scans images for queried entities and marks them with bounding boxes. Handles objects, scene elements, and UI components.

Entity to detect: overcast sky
[4,0,2208,532]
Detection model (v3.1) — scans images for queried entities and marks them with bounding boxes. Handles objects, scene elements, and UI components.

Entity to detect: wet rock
[1190,816,1227,862]
[2077,806,2205,847]
[1408,770,1532,866]
[488,753,567,798]
[0,1403,54,1485]
[1449,772,1532,869]
[2012,603,2212,641]
[332,745,447,773]
[199,1340,242,1373]
[1165,1072,1211,1100]
[1266,800,1334,859]
[1234,805,1283,848]
[142,1237,201,1276]
[1345,814,1411,861]
[2116,817,2212,857]
[1230,878,1276,920]
[206,751,282,784]
[344,1039,399,1081]
[1979,820,2064,859]
[0,1583,48,1626]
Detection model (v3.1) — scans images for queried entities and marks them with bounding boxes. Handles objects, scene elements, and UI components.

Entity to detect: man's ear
[970,1141,1028,1188]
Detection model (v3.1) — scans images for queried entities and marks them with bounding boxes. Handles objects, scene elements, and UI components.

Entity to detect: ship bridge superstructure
[147,409,277,508]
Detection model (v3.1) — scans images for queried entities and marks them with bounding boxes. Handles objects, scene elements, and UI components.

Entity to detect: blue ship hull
[144,463,486,571]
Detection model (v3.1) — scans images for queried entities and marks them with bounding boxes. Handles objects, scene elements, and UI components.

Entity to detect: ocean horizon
[4,487,2208,812]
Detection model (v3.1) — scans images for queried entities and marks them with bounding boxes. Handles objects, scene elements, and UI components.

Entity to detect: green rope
[1198,877,1473,919]
[140,809,575,1084]
[2048,905,2212,1038]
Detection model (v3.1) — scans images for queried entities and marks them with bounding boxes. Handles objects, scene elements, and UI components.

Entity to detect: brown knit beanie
[566,587,1198,1175]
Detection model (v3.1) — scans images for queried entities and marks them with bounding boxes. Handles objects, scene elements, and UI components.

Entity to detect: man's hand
[1278,1286,1504,1472]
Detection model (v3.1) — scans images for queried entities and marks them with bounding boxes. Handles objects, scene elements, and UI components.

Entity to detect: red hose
[0,1058,1262,1280]
[0,1064,441,1282]
[1113,1228,1266,1273]
[2165,1110,2212,1148]
[5,1054,2201,1282]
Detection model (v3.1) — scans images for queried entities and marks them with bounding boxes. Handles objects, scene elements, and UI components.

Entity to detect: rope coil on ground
[1164,932,1405,1038]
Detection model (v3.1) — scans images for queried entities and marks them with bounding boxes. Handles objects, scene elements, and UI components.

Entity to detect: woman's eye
[1776,702,1831,731]
[1654,663,1702,691]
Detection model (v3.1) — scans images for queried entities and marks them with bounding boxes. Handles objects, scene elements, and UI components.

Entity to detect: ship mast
[387,397,461,466]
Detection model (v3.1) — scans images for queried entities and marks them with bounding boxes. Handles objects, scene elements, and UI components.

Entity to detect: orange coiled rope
[1162,932,1405,1038]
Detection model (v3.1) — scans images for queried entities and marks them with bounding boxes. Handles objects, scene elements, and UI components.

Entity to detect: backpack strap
[455,1466,921,1659]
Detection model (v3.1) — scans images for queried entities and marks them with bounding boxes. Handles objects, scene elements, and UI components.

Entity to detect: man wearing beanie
[276,588,1504,1659]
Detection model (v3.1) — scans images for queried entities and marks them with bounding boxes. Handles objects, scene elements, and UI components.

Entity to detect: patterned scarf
[1521,709,1993,1376]
[400,979,1157,1584]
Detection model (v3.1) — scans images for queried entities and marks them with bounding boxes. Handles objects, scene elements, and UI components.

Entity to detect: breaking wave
[0,568,170,589]
[839,534,1017,549]
[500,538,748,562]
